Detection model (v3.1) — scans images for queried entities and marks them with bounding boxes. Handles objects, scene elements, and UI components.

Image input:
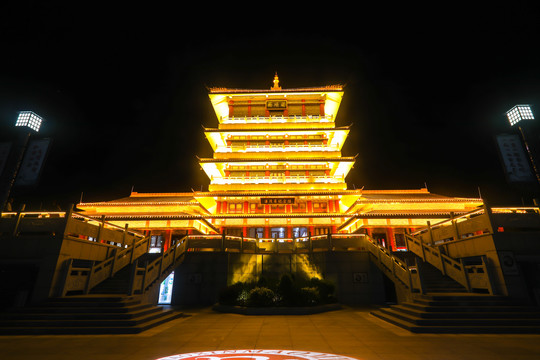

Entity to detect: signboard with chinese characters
[15,138,51,187]
[496,134,535,183]
[260,197,295,205]
[266,100,287,110]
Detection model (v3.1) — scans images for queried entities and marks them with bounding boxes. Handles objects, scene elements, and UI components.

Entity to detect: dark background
[1,3,540,210]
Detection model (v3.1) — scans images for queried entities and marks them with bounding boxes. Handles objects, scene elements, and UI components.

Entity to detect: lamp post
[506,105,540,185]
[0,111,43,212]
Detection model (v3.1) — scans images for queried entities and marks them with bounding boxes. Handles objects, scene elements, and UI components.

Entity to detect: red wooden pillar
[242,226,248,237]
[264,226,270,238]
[302,99,306,116]
[164,230,172,252]
[387,227,395,252]
[216,201,221,214]
[319,99,325,115]
[228,100,234,117]
[247,100,251,116]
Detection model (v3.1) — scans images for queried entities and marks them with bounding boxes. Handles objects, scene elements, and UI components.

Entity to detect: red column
[247,100,251,116]
[387,228,395,251]
[319,99,325,115]
[164,230,172,252]
[302,99,306,116]
[228,101,234,117]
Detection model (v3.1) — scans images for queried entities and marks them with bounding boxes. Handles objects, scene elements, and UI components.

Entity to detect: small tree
[247,287,275,307]
[277,273,295,306]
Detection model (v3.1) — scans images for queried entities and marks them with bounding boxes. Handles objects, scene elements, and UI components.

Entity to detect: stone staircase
[371,293,540,333]
[0,295,187,335]
[420,261,467,293]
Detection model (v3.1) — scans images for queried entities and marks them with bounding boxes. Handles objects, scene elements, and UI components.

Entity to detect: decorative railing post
[110,248,117,277]
[84,261,96,294]
[60,258,74,297]
[415,256,426,294]
[427,220,434,246]
[460,258,471,292]
[481,255,495,295]
[129,238,136,264]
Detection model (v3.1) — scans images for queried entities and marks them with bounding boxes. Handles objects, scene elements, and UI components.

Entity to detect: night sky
[1,5,540,210]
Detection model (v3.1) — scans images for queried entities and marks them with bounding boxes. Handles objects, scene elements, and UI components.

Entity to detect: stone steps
[0,295,187,335]
[370,294,540,333]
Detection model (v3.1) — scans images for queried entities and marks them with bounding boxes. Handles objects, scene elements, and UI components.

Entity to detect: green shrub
[247,287,275,307]
[218,282,247,306]
[309,277,335,303]
[297,287,320,306]
[277,273,295,305]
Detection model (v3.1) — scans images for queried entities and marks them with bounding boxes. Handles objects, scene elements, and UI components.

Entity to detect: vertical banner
[15,138,51,187]
[495,134,535,183]
[0,142,12,177]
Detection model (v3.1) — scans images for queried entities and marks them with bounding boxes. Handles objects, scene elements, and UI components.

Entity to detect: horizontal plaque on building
[266,100,287,109]
[261,197,295,204]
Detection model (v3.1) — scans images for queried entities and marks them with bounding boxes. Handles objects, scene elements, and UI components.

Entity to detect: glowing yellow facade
[78,75,483,251]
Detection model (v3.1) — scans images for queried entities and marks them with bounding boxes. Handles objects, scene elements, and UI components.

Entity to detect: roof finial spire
[271,72,281,90]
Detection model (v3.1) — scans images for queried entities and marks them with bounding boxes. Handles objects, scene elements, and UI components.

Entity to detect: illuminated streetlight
[506,105,534,126]
[15,111,43,132]
[0,111,45,212]
[506,104,540,186]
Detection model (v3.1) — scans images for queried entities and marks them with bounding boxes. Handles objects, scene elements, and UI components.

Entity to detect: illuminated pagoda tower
[78,74,483,252]
[195,73,359,239]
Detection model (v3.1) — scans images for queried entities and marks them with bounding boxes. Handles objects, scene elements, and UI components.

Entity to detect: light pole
[506,105,540,185]
[0,111,43,212]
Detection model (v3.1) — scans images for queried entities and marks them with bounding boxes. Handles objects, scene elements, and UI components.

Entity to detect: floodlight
[506,105,534,126]
[15,111,43,132]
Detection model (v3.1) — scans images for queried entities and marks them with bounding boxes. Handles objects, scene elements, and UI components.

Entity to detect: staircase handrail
[130,235,189,295]
[61,233,152,296]
[365,235,423,295]
[404,233,493,294]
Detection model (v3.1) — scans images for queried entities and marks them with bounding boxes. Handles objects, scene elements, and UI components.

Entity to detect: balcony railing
[211,174,345,185]
[216,143,341,153]
[220,114,334,124]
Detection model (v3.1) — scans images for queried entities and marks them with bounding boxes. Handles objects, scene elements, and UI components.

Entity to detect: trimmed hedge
[218,274,336,307]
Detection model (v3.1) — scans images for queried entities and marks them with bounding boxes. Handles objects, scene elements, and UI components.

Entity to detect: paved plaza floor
[1,306,540,360]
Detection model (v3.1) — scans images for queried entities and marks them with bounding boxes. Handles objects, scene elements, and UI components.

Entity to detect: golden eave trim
[208,85,344,94]
[197,156,357,163]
